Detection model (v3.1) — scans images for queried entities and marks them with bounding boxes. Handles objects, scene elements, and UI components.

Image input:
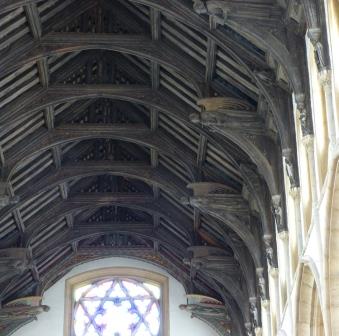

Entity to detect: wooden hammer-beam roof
[0,0,311,334]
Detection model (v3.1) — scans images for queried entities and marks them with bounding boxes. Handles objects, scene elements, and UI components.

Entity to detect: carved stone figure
[194,97,265,135]
[295,94,314,136]
[249,300,259,328]
[308,28,327,72]
[271,195,284,232]
[179,303,226,318]
[180,295,231,335]
[245,322,254,336]
[258,275,267,300]
[284,156,297,188]
[186,255,237,272]
[263,237,275,268]
[313,41,326,71]
[0,304,49,321]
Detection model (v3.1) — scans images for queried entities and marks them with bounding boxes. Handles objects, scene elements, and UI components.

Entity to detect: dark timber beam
[34,222,188,258]
[2,124,198,182]
[20,193,194,247]
[37,248,195,299]
[0,162,189,219]
[0,33,205,95]
[0,84,242,184]
[0,85,195,129]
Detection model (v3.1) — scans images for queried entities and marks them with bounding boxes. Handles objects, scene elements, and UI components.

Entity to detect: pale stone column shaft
[319,68,336,142]
[269,268,281,331]
[302,135,319,205]
[261,300,272,336]
[278,231,292,294]
[289,187,304,255]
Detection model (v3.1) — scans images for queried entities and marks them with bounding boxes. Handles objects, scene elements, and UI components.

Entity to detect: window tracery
[73,278,161,336]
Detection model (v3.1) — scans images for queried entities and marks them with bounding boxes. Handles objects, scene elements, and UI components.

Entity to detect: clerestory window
[64,268,169,336]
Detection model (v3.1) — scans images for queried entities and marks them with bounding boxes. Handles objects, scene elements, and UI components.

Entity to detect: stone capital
[302,134,314,149]
[318,69,332,87]
[278,230,289,241]
[261,299,270,309]
[269,267,279,278]
[289,187,300,199]
[307,27,321,45]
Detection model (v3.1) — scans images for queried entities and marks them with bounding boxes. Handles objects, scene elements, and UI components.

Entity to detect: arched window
[64,268,169,336]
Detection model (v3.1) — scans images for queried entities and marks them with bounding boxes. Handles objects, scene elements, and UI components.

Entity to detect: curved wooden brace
[0,85,242,184]
[37,248,193,297]
[34,223,186,258]
[2,124,198,182]
[240,164,273,236]
[226,19,304,94]
[254,76,294,150]
[203,218,257,298]
[204,269,250,323]
[206,277,247,335]
[212,127,279,196]
[22,194,194,247]
[0,249,194,312]
[1,85,277,200]
[0,162,189,220]
[0,85,194,127]
[0,33,205,96]
[199,208,262,269]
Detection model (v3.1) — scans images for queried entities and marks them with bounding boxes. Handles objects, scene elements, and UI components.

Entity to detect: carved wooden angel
[0,297,49,321]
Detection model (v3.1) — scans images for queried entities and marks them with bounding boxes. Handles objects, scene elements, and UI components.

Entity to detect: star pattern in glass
[73,278,161,336]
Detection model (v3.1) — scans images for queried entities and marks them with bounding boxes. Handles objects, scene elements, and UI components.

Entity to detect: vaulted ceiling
[0,0,322,335]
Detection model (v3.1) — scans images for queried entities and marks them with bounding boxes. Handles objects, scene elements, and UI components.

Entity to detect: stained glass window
[72,278,161,336]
